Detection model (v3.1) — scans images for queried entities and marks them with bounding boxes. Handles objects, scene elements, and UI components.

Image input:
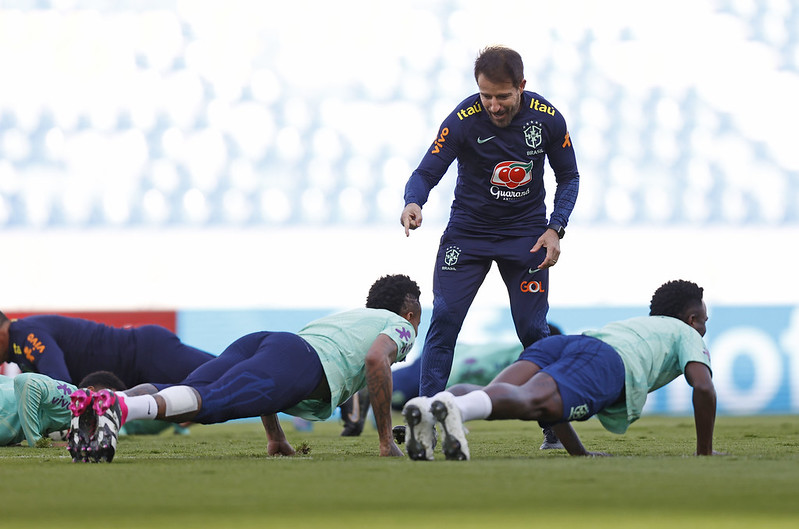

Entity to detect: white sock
[454,390,493,422]
[121,394,158,422]
[158,385,200,418]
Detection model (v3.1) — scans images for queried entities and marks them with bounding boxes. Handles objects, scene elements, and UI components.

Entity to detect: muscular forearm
[364,334,403,456]
[261,414,286,443]
[693,386,716,455]
[366,359,395,451]
[552,423,588,456]
[261,414,296,456]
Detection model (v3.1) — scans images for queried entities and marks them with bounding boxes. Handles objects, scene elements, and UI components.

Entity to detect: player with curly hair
[402,279,716,460]
[649,279,707,336]
[66,274,422,463]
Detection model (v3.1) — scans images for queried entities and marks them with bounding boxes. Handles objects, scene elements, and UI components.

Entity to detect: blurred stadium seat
[0,0,797,228]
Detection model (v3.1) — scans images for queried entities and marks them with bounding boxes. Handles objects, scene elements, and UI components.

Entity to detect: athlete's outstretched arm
[365,334,403,457]
[261,414,295,456]
[551,422,609,457]
[684,361,717,455]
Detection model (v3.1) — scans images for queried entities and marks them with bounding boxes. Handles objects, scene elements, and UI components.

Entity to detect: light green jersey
[448,343,523,386]
[1,373,76,446]
[14,372,76,446]
[583,316,710,434]
[1,375,24,445]
[286,308,416,421]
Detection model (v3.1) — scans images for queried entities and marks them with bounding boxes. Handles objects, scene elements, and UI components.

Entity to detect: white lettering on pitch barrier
[711,328,782,414]
[779,307,799,409]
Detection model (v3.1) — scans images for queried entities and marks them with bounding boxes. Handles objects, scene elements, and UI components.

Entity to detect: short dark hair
[0,311,9,324]
[649,280,704,319]
[78,370,127,391]
[474,45,524,87]
[366,274,421,315]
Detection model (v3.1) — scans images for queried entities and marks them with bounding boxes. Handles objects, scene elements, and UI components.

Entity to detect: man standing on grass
[402,280,718,460]
[400,45,580,450]
[66,274,421,463]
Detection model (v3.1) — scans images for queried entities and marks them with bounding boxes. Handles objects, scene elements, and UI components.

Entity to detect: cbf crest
[441,245,461,271]
[523,121,542,149]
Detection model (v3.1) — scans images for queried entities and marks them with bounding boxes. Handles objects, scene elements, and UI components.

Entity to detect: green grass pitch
[1,414,797,529]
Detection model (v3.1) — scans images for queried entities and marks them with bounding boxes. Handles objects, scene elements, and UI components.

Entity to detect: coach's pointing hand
[401,203,423,237]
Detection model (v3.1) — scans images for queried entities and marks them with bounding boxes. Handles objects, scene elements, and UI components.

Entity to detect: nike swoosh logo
[528,268,540,275]
[477,136,496,144]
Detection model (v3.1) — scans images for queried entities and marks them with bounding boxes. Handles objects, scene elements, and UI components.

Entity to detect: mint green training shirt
[286,308,416,421]
[1,373,76,446]
[15,372,76,446]
[448,343,523,387]
[0,375,24,445]
[582,316,711,434]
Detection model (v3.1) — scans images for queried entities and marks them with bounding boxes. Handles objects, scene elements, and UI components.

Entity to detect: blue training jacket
[404,91,579,236]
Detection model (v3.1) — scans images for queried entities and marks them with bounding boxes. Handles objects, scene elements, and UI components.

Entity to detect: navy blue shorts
[518,334,625,424]
[178,331,324,424]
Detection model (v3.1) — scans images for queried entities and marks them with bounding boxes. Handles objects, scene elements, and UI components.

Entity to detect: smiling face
[477,73,526,128]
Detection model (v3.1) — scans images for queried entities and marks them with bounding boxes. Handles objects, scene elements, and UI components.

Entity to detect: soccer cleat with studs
[394,424,437,448]
[429,392,469,461]
[392,424,406,444]
[67,389,97,463]
[402,397,436,461]
[90,389,125,463]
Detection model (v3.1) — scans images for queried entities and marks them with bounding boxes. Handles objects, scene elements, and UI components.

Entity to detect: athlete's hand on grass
[380,441,404,457]
[267,439,296,456]
[401,203,423,236]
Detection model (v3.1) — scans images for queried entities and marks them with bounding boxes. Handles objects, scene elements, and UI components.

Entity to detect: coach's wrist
[546,223,565,239]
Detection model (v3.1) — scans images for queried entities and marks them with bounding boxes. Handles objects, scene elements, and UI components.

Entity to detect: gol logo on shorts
[520,280,545,293]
